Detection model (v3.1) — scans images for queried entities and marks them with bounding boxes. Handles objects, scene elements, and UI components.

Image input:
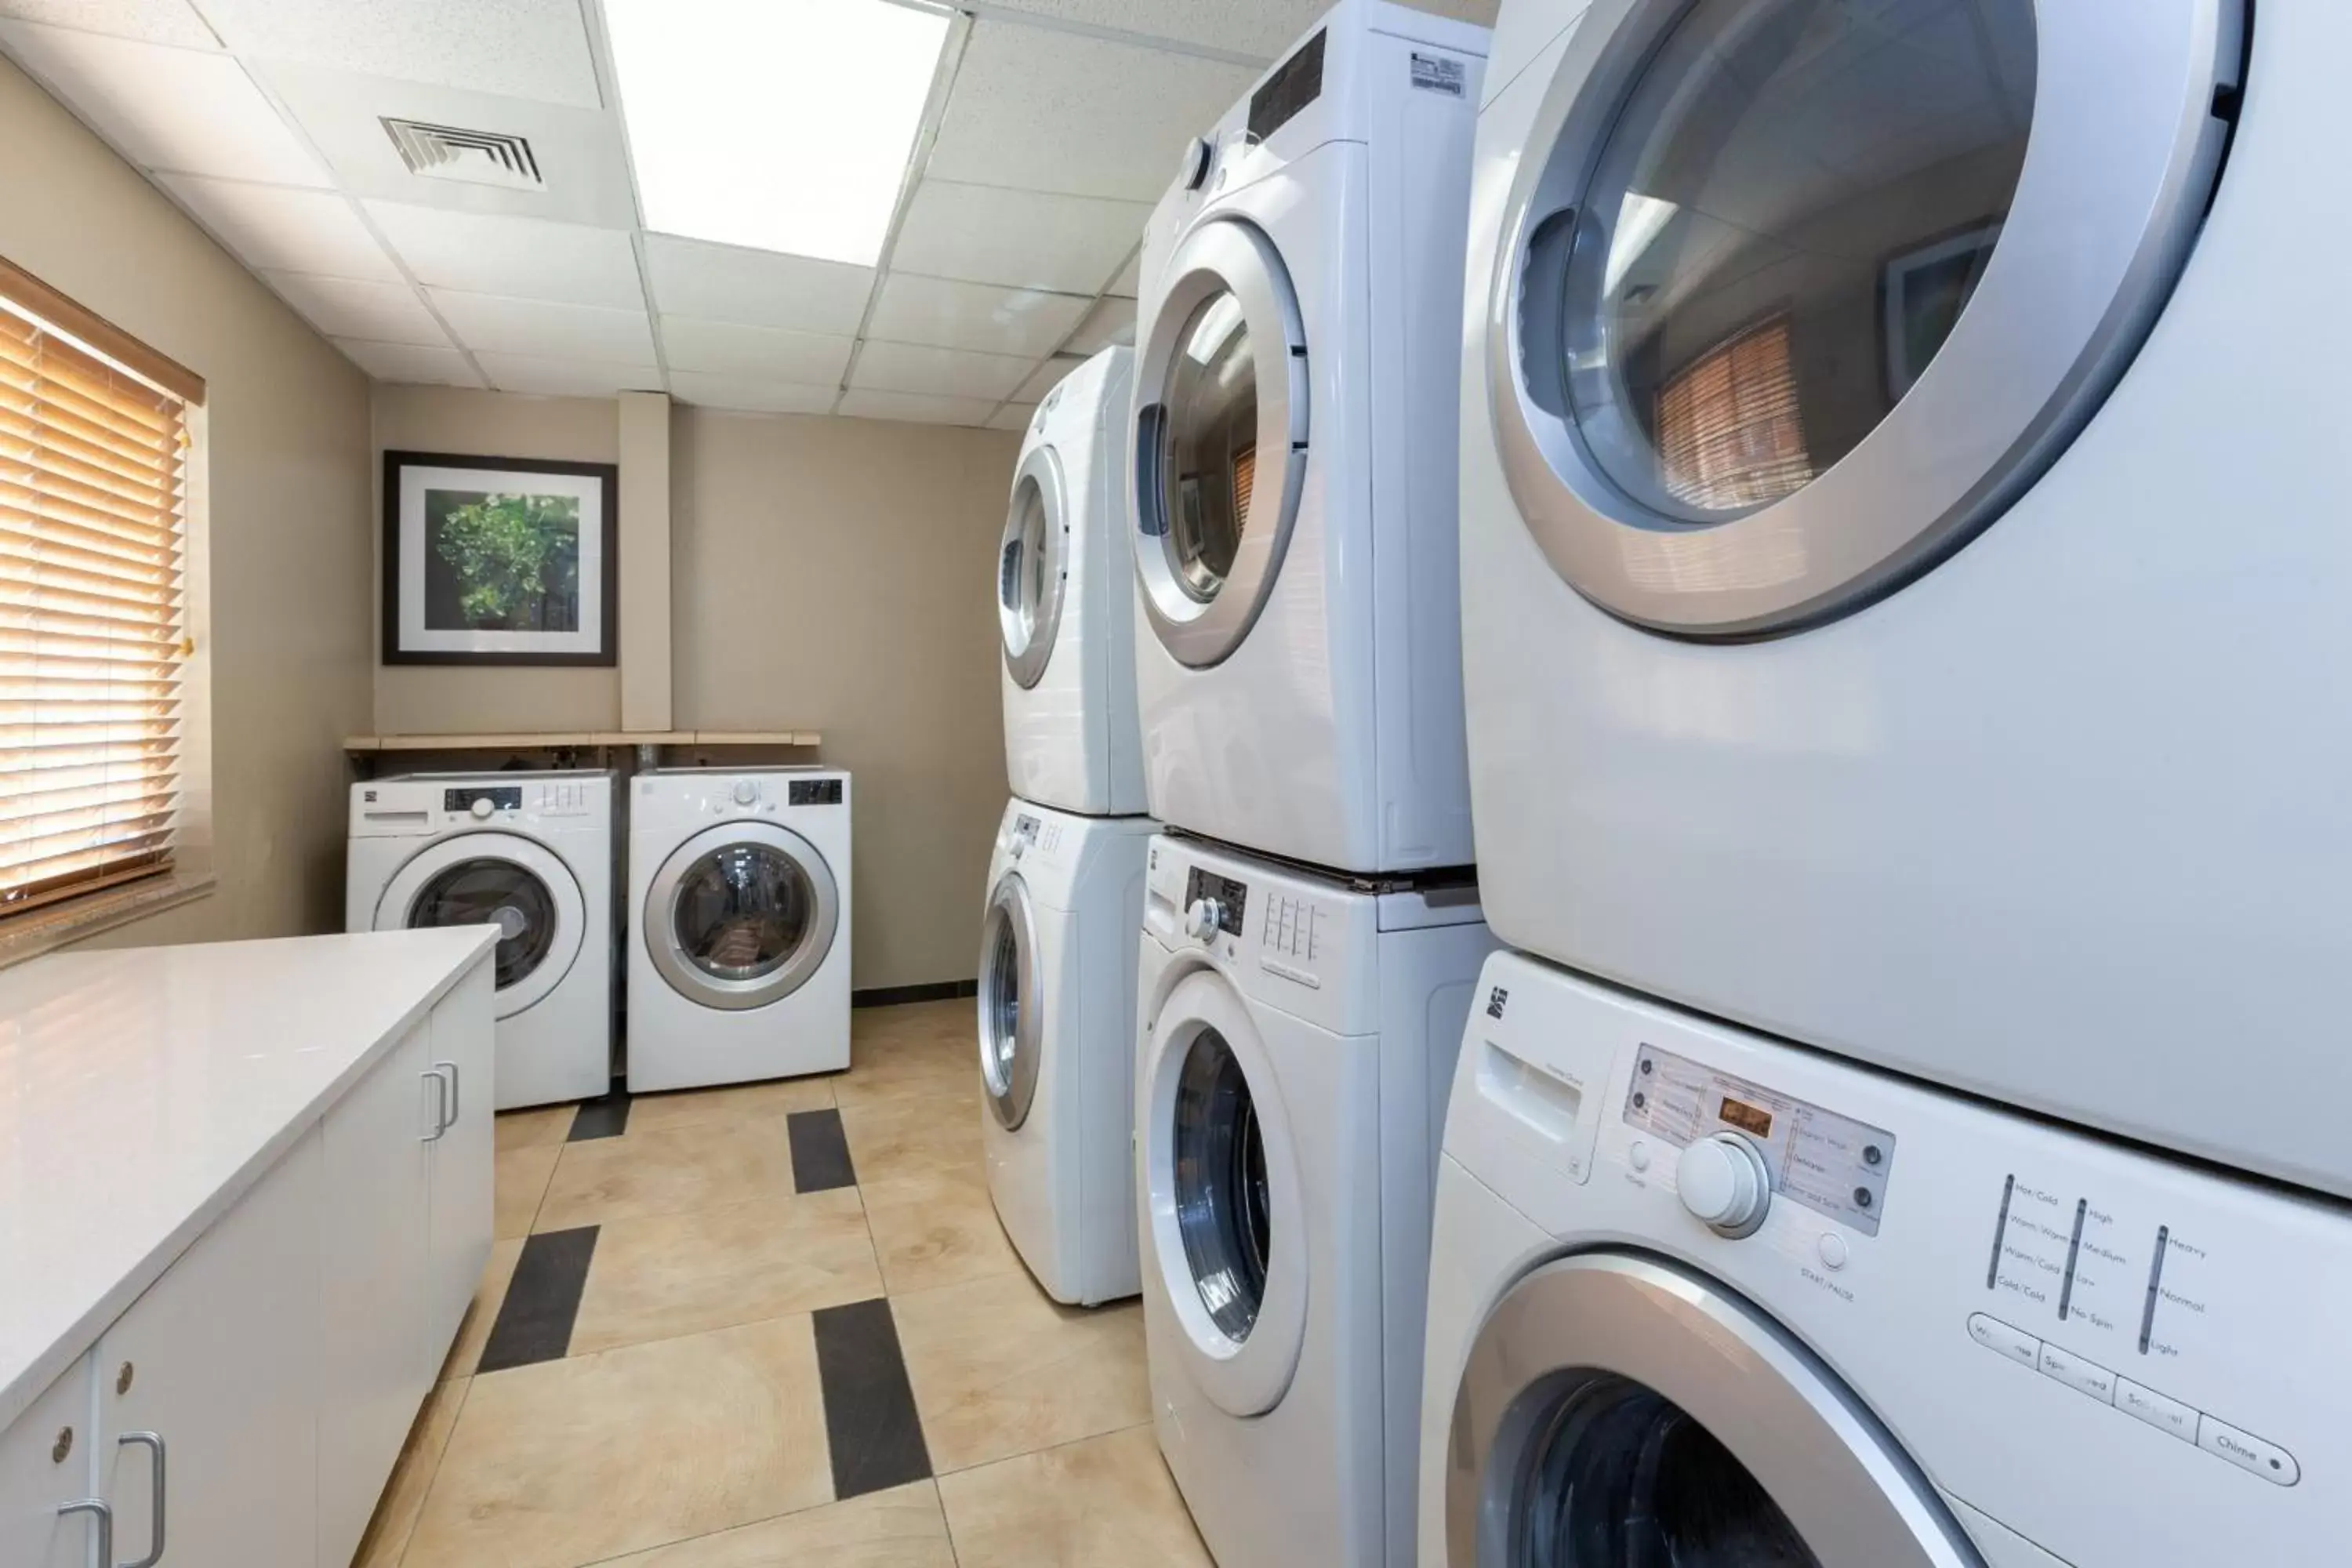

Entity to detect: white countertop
[0,928,496,1432]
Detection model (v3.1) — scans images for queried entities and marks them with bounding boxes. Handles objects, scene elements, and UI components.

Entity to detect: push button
[2035,1342,2117,1405]
[1967,1313,2039,1370]
[2198,1416,2299,1486]
[2114,1378,2196,1444]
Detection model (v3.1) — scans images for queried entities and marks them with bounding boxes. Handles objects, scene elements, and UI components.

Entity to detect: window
[1654,317,1814,514]
[0,258,205,922]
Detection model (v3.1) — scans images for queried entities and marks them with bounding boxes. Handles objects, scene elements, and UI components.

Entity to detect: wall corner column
[617,390,672,732]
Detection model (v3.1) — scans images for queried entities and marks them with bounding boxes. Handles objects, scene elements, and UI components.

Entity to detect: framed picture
[382,450,619,666]
[1879,218,2003,405]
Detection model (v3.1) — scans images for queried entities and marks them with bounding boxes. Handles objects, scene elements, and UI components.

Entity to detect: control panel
[1183,868,1248,937]
[788,777,844,807]
[443,785,521,815]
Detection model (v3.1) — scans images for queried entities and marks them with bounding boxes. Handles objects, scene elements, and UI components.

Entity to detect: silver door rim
[644,820,840,1011]
[978,873,1044,1130]
[1000,443,1069,690]
[377,831,584,1021]
[1486,0,2240,637]
[1133,216,1310,668]
[1448,1251,1980,1567]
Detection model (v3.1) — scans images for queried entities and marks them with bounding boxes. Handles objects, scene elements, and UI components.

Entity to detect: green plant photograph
[422,487,583,633]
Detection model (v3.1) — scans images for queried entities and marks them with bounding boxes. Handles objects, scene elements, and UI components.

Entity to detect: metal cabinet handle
[58,1497,111,1567]
[420,1067,451,1142]
[116,1432,165,1568]
[434,1059,460,1127]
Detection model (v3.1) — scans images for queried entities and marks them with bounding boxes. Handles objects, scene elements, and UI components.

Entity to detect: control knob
[732,781,759,807]
[468,797,495,821]
[1183,898,1224,943]
[1676,1133,1771,1237]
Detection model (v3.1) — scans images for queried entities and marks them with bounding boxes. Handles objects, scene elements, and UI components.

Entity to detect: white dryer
[347,771,612,1109]
[977,798,1157,1305]
[1000,347,1145,817]
[1135,832,1493,1567]
[1456,0,2352,1197]
[1127,0,1486,875]
[1421,949,2352,1568]
[626,768,851,1092]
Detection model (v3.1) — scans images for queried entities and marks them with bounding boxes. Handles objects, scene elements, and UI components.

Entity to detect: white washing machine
[1135,832,1494,1566]
[1456,0,2352,1198]
[626,768,851,1092]
[347,771,613,1109]
[1421,948,2352,1567]
[1127,0,1486,876]
[976,798,1158,1305]
[1000,347,1145,818]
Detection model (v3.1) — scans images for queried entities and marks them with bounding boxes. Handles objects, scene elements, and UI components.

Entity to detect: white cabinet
[0,1357,96,1568]
[423,960,495,1374]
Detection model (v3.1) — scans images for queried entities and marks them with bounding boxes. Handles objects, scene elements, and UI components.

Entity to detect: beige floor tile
[571,1189,882,1354]
[601,1483,956,1567]
[862,1169,1023,1296]
[853,999,975,1044]
[352,1376,470,1568]
[535,1118,797,1231]
[626,1074,837,1136]
[835,1033,979,1110]
[405,1318,832,1568]
[495,1143,561,1240]
[495,1105,576,1152]
[892,1269,1150,1472]
[938,1426,1209,1568]
[439,1236,523,1381]
[837,1090,984,1187]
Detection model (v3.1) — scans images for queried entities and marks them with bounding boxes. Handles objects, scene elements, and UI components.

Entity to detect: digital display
[444,786,521,813]
[1719,1097,1773,1138]
[788,778,843,806]
[1248,28,1325,142]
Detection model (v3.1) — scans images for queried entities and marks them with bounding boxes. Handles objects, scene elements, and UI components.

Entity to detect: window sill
[0,872,218,971]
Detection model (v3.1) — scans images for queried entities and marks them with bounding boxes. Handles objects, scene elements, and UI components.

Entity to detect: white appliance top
[632,768,849,835]
[351,770,611,836]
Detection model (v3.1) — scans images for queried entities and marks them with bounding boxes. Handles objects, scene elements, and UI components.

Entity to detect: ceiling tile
[836,390,1000,428]
[987,401,1040,434]
[475,353,662,398]
[200,0,601,107]
[0,21,327,184]
[1060,295,1135,356]
[333,338,480,386]
[263,271,446,345]
[0,0,216,49]
[158,174,401,278]
[659,317,853,384]
[850,340,1032,402]
[427,291,655,362]
[1015,352,1087,404]
[890,180,1148,296]
[1107,248,1140,298]
[364,201,643,308]
[866,275,1088,360]
[927,22,1257,201]
[966,1,1494,61]
[666,372,838,416]
[644,234,874,335]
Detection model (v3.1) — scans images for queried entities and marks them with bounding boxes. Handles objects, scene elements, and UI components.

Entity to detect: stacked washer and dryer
[1424,2,2352,1566]
[1123,5,1496,1565]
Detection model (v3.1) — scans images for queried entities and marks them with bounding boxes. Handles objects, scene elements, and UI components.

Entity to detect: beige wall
[0,55,373,950]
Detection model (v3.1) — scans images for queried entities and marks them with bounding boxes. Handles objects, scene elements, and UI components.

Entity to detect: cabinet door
[0,1356,96,1568]
[97,1128,324,1568]
[425,960,495,1370]
[316,1016,436,1568]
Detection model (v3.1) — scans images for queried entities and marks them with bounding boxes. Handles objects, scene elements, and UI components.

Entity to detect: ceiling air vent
[381,118,543,191]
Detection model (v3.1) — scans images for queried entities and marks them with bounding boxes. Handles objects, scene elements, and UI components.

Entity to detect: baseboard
[851,978,978,1008]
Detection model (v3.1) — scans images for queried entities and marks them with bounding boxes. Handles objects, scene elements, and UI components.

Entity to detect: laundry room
[0,0,2339,1566]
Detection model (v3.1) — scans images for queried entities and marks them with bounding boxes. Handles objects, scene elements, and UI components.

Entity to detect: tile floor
[355,999,1210,1568]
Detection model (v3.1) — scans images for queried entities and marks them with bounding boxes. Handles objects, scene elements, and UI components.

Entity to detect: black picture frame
[381,449,620,667]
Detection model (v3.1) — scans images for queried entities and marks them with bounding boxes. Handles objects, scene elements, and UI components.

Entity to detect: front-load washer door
[1140,969,1306,1416]
[1447,1252,1980,1567]
[378,833,585,1020]
[644,821,840,1011]
[1487,0,2241,637]
[999,443,1069,690]
[1132,216,1310,669]
[977,871,1044,1130]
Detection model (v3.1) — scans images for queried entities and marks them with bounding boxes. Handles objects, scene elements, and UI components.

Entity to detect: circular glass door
[378,832,585,1020]
[1171,1027,1272,1341]
[978,874,1043,1130]
[1489,0,2241,636]
[1000,445,1068,689]
[1133,216,1309,668]
[645,822,840,1010]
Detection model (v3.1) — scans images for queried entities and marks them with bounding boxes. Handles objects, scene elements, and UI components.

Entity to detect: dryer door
[1132,216,1310,668]
[999,443,1069,690]
[1446,1252,1980,1567]
[378,833,586,1019]
[1139,969,1306,1416]
[644,821,840,1011]
[977,871,1044,1130]
[1486,0,2241,637]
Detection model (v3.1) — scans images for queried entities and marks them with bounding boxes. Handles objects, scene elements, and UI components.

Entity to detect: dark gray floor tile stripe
[851,978,978,1007]
[811,1298,931,1499]
[788,1108,856,1192]
[568,1083,632,1141]
[477,1226,598,1373]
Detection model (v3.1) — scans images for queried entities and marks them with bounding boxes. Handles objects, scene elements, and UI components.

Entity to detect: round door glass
[408,858,557,989]
[1513,1374,1816,1566]
[1555,0,2034,523]
[1152,289,1258,602]
[1171,1026,1272,1341]
[1000,475,1051,655]
[980,908,1024,1098]
[670,843,816,982]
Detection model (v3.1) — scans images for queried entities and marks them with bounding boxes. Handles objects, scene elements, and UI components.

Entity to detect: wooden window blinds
[0,272,201,919]
[1655,315,1816,514]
